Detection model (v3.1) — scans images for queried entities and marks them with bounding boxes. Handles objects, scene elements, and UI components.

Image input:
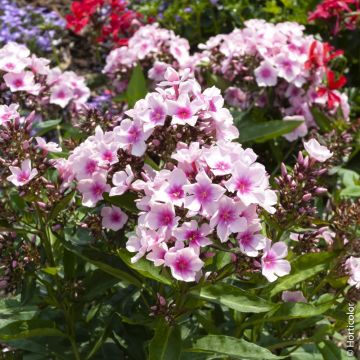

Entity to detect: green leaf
[149,320,181,360]
[267,252,337,297]
[0,320,67,341]
[317,340,349,360]
[126,64,147,107]
[271,302,333,321]
[187,335,285,359]
[310,107,332,132]
[117,249,172,286]
[34,119,61,136]
[61,242,142,287]
[340,186,360,198]
[191,283,274,313]
[238,120,303,143]
[103,192,139,213]
[289,344,323,360]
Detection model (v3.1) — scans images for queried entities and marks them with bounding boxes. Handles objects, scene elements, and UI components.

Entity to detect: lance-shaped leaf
[191,283,274,313]
[187,335,285,359]
[149,320,182,360]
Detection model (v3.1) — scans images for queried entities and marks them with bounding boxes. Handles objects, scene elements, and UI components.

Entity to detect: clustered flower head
[308,0,360,34]
[66,0,145,46]
[58,67,289,283]
[104,23,192,87]
[103,20,349,142]
[196,19,349,140]
[0,0,65,53]
[0,42,90,109]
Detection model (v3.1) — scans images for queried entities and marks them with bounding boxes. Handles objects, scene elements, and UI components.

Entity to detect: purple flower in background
[0,0,65,52]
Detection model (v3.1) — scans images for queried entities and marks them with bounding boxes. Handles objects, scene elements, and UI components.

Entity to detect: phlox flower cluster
[104,23,192,88]
[103,20,349,142]
[0,0,65,53]
[59,67,290,283]
[196,19,349,141]
[0,42,90,109]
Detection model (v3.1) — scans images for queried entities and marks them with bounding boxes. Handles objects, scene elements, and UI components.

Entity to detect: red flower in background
[306,40,347,109]
[66,0,145,47]
[306,40,344,70]
[308,0,360,34]
[318,70,347,109]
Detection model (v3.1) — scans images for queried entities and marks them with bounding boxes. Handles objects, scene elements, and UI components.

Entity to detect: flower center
[236,177,251,194]
[176,107,191,120]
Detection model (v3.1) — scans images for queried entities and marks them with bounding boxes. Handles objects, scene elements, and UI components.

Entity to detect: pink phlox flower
[167,93,203,127]
[0,103,20,124]
[209,196,247,242]
[110,165,134,196]
[3,71,38,93]
[140,93,168,131]
[77,171,111,207]
[153,168,188,206]
[35,137,62,153]
[254,60,278,86]
[303,139,333,162]
[261,240,291,282]
[164,247,204,282]
[115,119,151,156]
[225,161,268,206]
[184,169,225,216]
[203,146,233,176]
[49,85,74,108]
[144,202,179,232]
[7,159,38,186]
[148,61,171,82]
[101,206,128,231]
[237,223,267,257]
[173,220,212,253]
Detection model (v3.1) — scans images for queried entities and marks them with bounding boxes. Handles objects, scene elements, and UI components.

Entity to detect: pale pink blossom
[184,170,225,216]
[254,61,278,87]
[164,247,204,282]
[115,119,150,156]
[154,168,188,206]
[3,71,37,93]
[49,85,74,108]
[303,139,333,162]
[7,159,38,186]
[0,104,20,124]
[101,206,128,231]
[225,161,267,206]
[35,137,62,153]
[148,61,170,82]
[261,240,291,282]
[145,202,179,231]
[209,196,247,242]
[167,94,203,127]
[77,172,111,207]
[237,223,267,257]
[110,165,134,197]
[173,221,212,251]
